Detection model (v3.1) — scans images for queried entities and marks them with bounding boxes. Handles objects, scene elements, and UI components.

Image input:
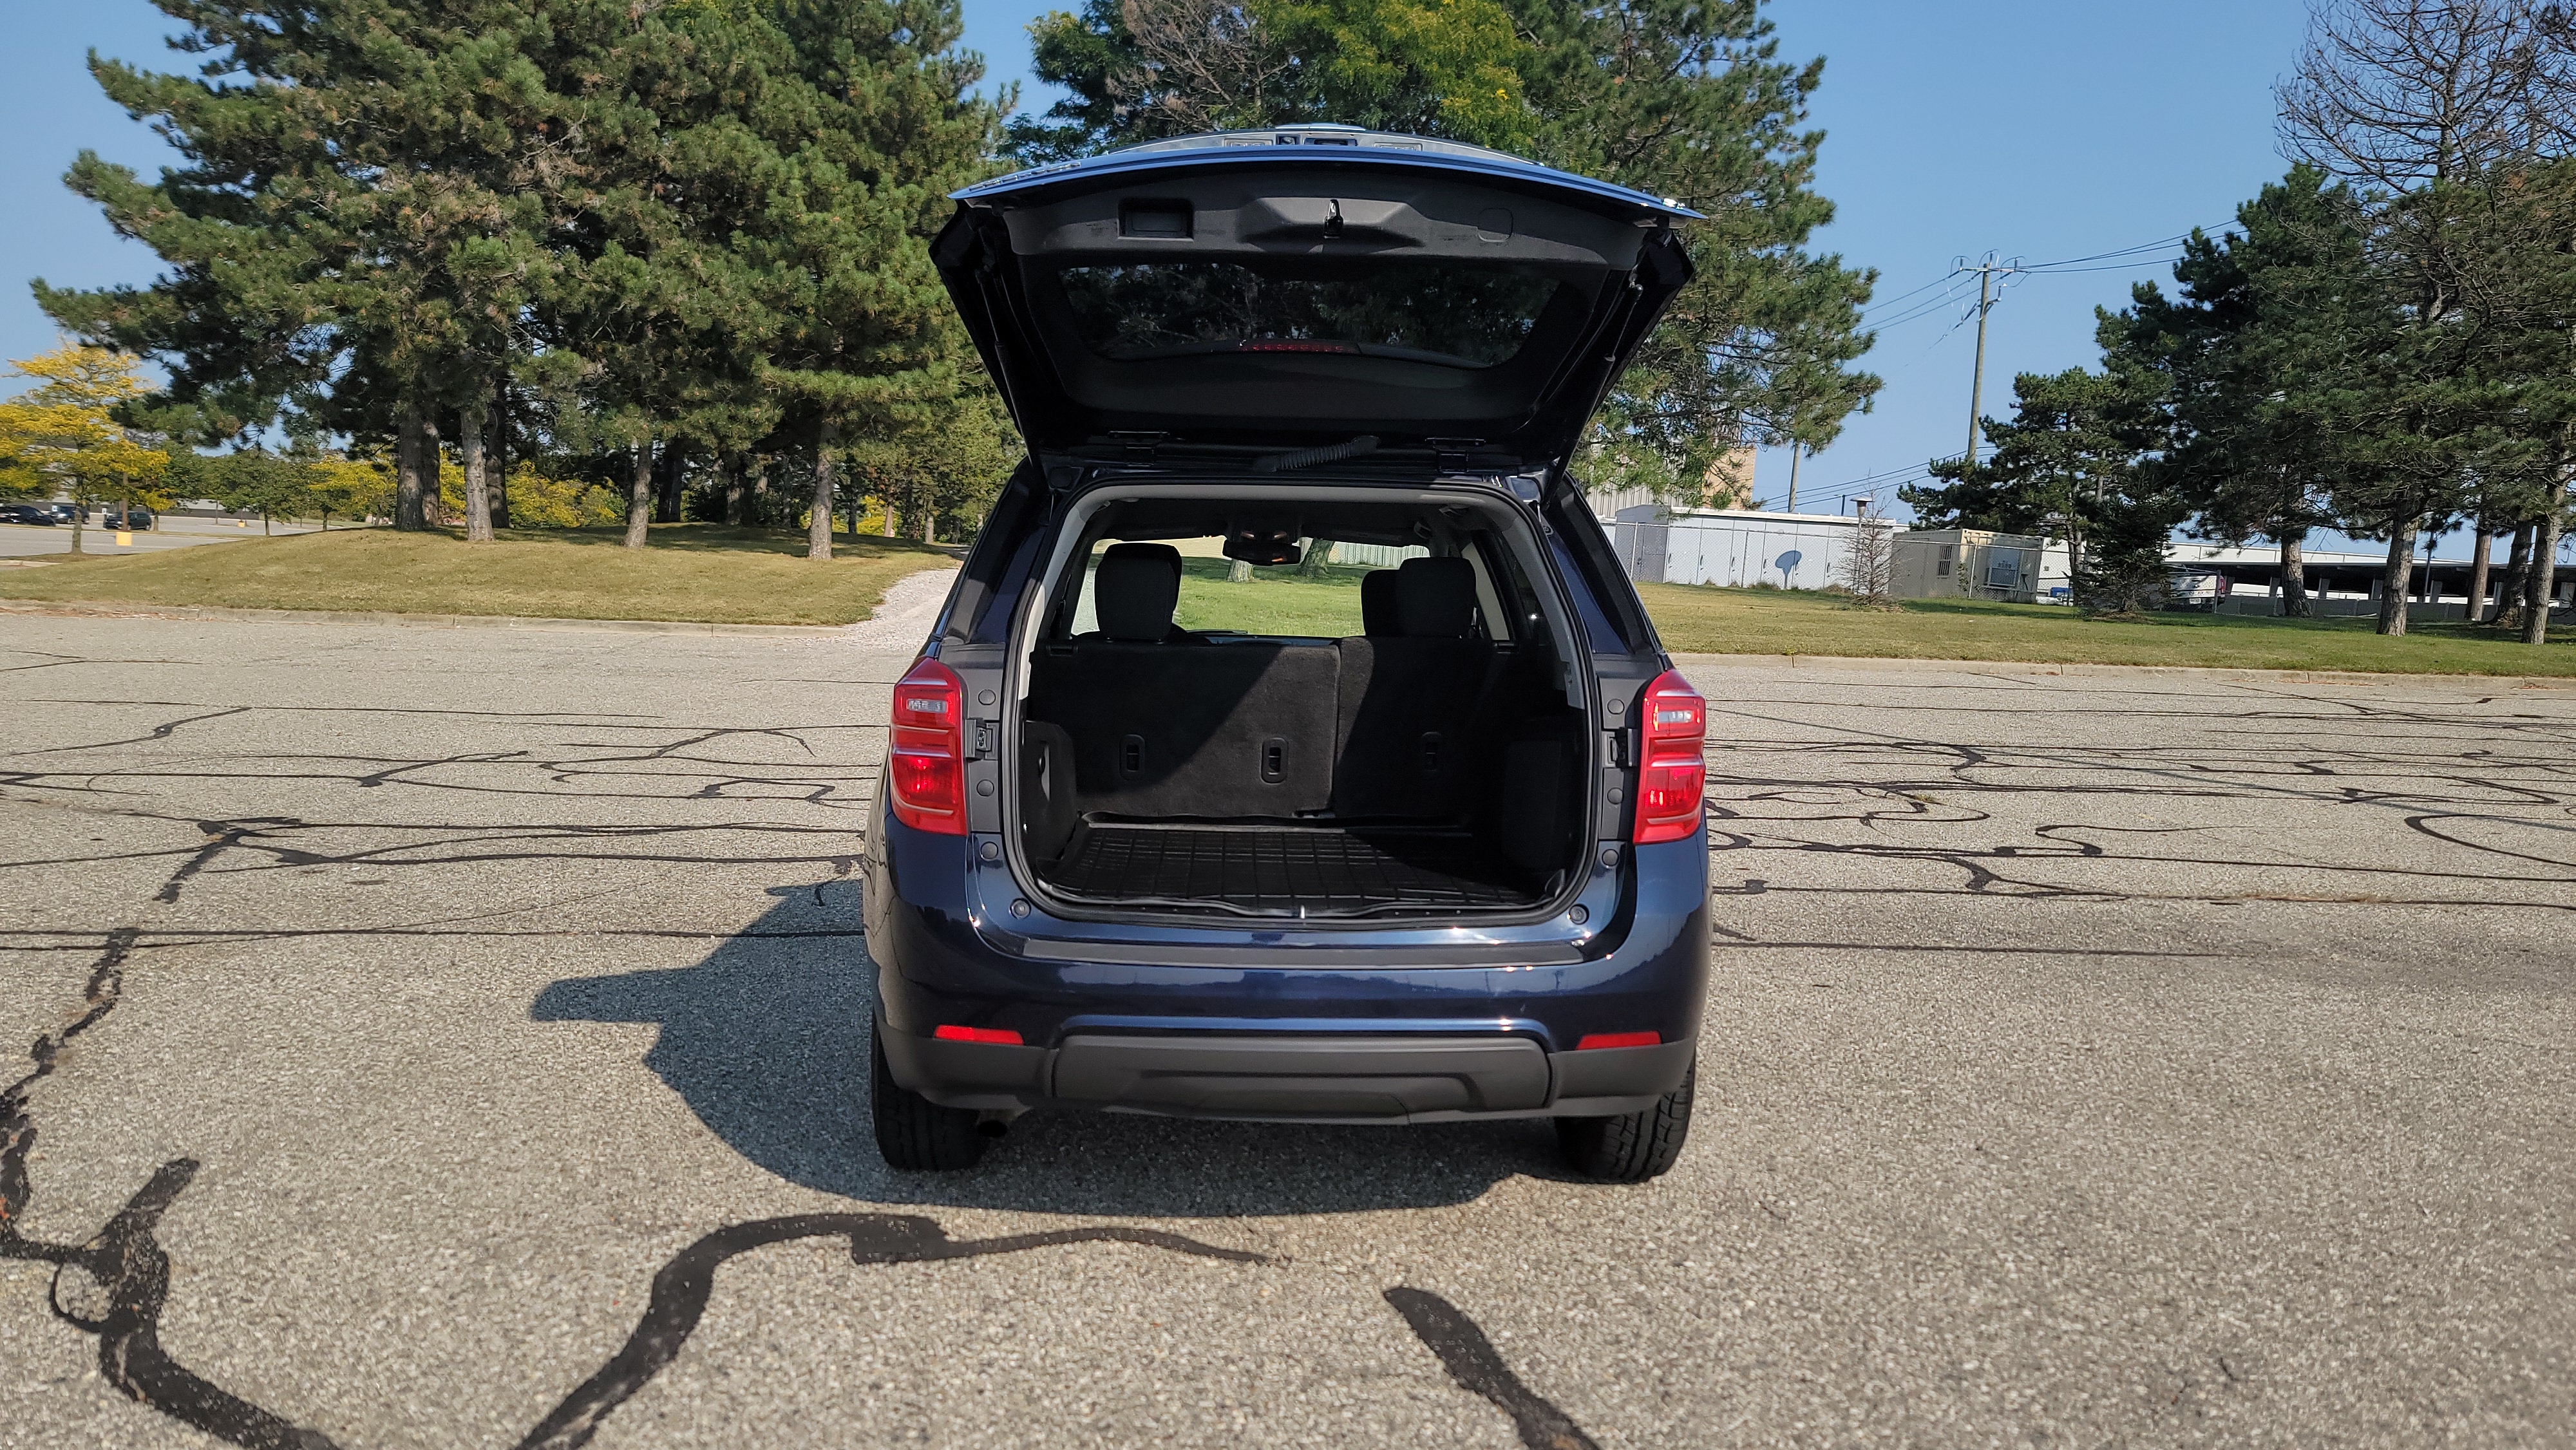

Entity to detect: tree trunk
[2376,516,2418,637]
[1300,538,1333,578]
[488,379,511,529]
[2277,531,2309,618]
[808,423,837,561]
[749,458,768,525]
[67,500,84,556]
[723,456,746,526]
[2497,522,2533,628]
[656,443,685,523]
[625,441,652,549]
[882,494,898,538]
[460,393,493,544]
[919,506,934,544]
[2465,529,2494,625]
[2524,511,2563,646]
[395,403,435,532]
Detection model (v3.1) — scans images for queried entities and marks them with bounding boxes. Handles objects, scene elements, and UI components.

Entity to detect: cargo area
[1011,496,1592,919]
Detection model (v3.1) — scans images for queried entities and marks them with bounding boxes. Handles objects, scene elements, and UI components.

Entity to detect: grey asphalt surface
[2,614,2570,1449]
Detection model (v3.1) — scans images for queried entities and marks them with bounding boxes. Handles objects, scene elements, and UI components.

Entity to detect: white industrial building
[1610,506,1854,590]
[1613,506,2072,605]
[1609,504,2576,619]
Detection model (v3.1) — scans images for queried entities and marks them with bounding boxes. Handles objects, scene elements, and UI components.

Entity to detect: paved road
[0,517,322,562]
[1,616,2570,1449]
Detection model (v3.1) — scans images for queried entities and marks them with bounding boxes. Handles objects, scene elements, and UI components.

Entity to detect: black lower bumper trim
[878,1025,1696,1124]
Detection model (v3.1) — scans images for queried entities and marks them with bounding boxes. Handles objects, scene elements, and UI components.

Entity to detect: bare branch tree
[2278,0,2571,188]
[1833,505,1898,610]
[1113,0,1292,135]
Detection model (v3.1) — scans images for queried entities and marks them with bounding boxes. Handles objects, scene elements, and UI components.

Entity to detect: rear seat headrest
[1094,542,1184,642]
[1360,569,1401,636]
[1395,556,1477,637]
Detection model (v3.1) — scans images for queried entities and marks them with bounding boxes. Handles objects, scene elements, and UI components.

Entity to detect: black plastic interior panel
[1046,822,1540,914]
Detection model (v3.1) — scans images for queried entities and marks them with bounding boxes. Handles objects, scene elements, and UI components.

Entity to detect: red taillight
[1631,668,1706,845]
[1577,1031,1661,1050]
[888,657,967,835]
[933,1024,1023,1045]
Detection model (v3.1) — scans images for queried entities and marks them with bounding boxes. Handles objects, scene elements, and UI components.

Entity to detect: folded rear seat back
[1043,641,1339,816]
[1331,557,1495,822]
[1024,540,1337,820]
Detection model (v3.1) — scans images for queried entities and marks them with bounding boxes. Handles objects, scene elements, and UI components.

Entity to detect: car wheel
[870,1017,988,1171]
[1556,1062,1694,1182]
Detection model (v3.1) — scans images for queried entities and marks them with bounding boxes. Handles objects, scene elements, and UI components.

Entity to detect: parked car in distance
[43,503,85,525]
[100,507,155,531]
[863,125,1712,1183]
[0,504,57,525]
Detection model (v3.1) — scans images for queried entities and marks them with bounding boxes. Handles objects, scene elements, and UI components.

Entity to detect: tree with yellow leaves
[0,343,171,554]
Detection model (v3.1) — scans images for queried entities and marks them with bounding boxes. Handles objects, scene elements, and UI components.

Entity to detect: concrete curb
[0,598,851,637]
[1669,651,2576,690]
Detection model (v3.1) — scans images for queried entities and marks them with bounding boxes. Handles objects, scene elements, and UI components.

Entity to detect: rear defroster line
[4,932,1607,1450]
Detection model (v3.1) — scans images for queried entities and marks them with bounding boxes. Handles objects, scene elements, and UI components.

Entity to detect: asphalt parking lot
[3,614,2570,1449]
[0,516,318,561]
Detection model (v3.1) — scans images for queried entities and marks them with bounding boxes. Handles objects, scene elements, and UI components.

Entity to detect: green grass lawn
[12,525,2569,676]
[1171,556,1374,636]
[1641,583,2576,677]
[0,523,958,626]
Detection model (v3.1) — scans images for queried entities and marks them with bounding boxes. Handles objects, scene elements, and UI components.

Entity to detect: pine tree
[1509,0,1877,490]
[737,0,1002,560]
[2108,167,2376,619]
[41,1,575,536]
[1900,364,2163,581]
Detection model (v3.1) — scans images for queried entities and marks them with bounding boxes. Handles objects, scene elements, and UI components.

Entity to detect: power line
[1862,272,1971,315]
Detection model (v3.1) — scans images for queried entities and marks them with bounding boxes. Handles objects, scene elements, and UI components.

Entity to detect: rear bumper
[863,799,1710,1123]
[880,1022,1696,1122]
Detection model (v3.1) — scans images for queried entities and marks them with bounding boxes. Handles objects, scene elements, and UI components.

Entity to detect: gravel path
[841,565,958,652]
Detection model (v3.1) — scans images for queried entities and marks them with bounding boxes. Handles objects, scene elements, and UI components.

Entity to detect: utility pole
[1786,446,1801,513]
[1954,252,2025,474]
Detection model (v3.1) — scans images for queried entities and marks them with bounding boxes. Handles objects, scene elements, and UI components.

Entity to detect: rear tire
[871,1018,988,1171]
[1556,1062,1693,1182]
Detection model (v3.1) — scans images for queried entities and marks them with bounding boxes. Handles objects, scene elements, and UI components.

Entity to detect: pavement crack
[1,928,345,1449]
[1385,1286,1600,1450]
[516,1214,1268,1450]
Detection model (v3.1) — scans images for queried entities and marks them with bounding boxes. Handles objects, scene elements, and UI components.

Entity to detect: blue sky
[15,1,2450,554]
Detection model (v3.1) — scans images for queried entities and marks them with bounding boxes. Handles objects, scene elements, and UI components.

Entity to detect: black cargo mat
[1046,822,1542,914]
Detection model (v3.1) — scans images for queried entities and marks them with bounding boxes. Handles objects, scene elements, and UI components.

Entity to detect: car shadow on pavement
[531,883,1557,1216]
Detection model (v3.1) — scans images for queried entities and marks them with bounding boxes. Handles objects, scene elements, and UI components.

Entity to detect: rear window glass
[1068,537,1426,638]
[1056,262,1564,368]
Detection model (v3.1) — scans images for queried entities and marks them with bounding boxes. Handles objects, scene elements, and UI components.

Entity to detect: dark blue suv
[864,126,1710,1181]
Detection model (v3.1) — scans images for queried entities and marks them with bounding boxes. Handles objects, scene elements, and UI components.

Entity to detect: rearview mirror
[1223,527,1303,567]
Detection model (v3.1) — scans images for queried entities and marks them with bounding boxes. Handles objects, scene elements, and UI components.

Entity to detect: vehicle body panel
[866,129,1709,1129]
